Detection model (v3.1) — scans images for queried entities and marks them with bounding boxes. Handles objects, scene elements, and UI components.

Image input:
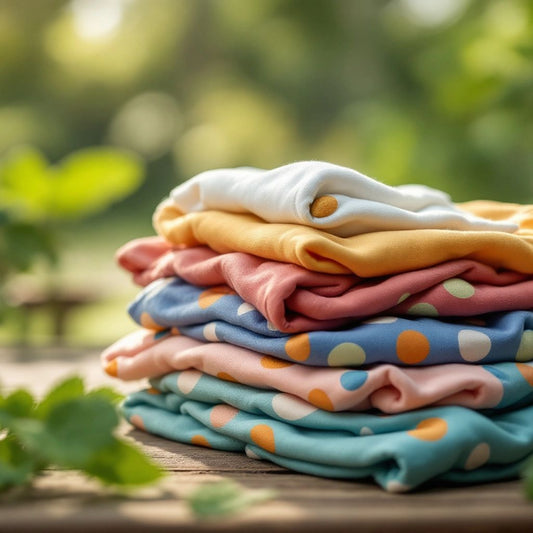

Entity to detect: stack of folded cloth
[101,161,533,492]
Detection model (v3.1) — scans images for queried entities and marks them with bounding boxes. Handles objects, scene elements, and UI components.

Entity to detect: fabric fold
[117,237,533,332]
[103,329,533,413]
[122,370,533,492]
[127,278,533,367]
[162,161,518,235]
[153,201,533,277]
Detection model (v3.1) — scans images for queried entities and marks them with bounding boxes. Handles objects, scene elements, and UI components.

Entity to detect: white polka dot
[359,426,374,436]
[464,442,490,470]
[237,302,256,316]
[245,446,263,460]
[458,329,492,362]
[177,370,202,394]
[271,393,317,420]
[362,316,398,325]
[203,322,219,341]
[267,321,278,331]
[386,480,411,493]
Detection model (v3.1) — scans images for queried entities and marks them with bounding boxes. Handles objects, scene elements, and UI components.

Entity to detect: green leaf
[48,148,145,219]
[186,480,276,518]
[40,397,118,468]
[0,221,58,272]
[0,146,50,219]
[87,387,124,405]
[0,436,40,490]
[35,376,85,420]
[0,390,35,427]
[85,438,163,487]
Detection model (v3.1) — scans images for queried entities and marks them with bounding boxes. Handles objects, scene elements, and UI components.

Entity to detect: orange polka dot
[285,334,311,362]
[191,435,211,448]
[216,372,239,383]
[308,389,334,411]
[516,363,533,386]
[260,356,294,369]
[147,387,161,395]
[210,405,239,428]
[407,418,448,441]
[129,414,145,431]
[140,312,166,331]
[171,327,180,335]
[198,286,235,309]
[250,424,276,453]
[396,330,431,364]
[310,195,338,218]
[104,359,118,377]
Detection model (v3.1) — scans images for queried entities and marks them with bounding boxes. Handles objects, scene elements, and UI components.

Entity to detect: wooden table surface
[1,347,533,532]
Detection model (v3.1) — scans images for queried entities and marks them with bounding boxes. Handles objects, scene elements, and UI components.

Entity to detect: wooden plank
[1,350,533,532]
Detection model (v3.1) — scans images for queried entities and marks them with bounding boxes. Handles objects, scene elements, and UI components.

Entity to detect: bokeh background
[1,0,532,348]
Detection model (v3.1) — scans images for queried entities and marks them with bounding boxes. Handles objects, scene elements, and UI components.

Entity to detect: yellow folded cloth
[154,199,533,277]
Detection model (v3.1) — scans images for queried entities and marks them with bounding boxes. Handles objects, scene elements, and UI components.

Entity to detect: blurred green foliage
[0,0,532,345]
[0,0,532,207]
[0,146,143,322]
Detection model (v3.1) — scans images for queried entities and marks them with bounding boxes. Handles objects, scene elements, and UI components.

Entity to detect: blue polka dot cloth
[128,277,533,367]
[122,370,533,493]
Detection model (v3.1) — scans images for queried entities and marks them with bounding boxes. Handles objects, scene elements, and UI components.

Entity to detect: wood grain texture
[1,349,532,532]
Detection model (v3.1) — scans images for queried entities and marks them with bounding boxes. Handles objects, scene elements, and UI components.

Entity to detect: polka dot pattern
[407,303,439,316]
[359,426,374,436]
[129,414,145,431]
[210,405,239,428]
[458,329,492,362]
[272,394,317,420]
[285,334,311,362]
[260,356,294,369]
[407,418,448,441]
[340,371,368,391]
[250,424,276,453]
[104,359,118,377]
[397,293,410,304]
[216,372,239,383]
[177,370,202,395]
[237,302,256,315]
[307,389,334,411]
[464,442,490,470]
[516,363,533,386]
[140,312,166,331]
[310,195,338,218]
[516,331,533,362]
[198,286,235,309]
[203,322,219,341]
[443,278,475,299]
[328,342,366,366]
[396,330,430,365]
[191,435,211,447]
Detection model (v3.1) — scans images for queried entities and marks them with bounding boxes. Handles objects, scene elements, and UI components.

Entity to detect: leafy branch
[0,376,162,491]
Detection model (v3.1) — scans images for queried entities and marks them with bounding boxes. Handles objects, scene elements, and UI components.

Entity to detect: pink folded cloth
[101,328,533,414]
[117,237,533,332]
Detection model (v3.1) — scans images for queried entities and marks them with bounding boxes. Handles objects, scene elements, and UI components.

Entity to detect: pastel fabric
[121,370,533,492]
[117,237,533,332]
[102,329,533,413]
[128,277,533,367]
[153,200,533,277]
[162,161,518,236]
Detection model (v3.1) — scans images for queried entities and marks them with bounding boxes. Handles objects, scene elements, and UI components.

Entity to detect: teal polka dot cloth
[128,278,533,367]
[122,370,533,493]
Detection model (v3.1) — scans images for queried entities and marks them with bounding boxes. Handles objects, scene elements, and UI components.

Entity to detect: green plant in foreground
[524,456,533,501]
[0,376,162,491]
[186,479,276,519]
